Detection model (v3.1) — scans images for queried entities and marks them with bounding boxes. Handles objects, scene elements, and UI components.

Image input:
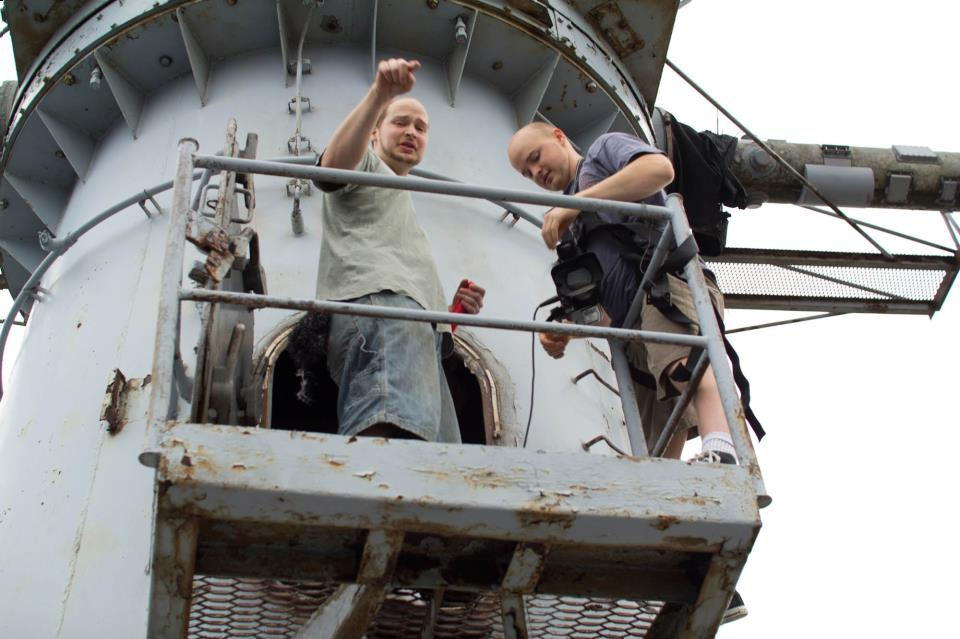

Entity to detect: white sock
[702,432,737,460]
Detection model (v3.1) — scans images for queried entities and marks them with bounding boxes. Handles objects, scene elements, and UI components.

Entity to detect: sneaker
[721,590,748,624]
[689,450,737,465]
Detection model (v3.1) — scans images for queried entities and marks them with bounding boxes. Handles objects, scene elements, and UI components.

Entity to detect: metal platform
[188,577,662,638]
[707,248,959,315]
[155,423,759,639]
[138,140,765,639]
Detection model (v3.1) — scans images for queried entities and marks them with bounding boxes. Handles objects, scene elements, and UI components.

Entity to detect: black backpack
[657,109,747,256]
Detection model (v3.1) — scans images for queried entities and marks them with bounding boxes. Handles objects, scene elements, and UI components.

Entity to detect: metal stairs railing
[139,135,768,639]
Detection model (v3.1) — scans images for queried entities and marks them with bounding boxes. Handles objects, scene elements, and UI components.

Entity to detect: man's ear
[553,127,567,147]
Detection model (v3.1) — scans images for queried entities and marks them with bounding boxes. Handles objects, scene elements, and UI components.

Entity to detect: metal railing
[0,155,322,400]
[143,139,767,502]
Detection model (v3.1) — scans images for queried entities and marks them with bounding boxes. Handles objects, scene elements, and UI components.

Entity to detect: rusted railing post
[665,195,769,505]
[143,138,198,465]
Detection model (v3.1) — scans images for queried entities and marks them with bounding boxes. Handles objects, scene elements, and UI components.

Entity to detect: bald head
[508,123,579,191]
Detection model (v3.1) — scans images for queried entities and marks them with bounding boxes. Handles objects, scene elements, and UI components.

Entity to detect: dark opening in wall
[269,348,339,434]
[267,335,495,444]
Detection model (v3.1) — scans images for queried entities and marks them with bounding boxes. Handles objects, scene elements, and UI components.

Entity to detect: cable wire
[522,297,560,448]
[665,58,894,260]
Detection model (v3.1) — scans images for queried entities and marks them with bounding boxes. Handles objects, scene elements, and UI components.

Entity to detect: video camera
[548,239,605,325]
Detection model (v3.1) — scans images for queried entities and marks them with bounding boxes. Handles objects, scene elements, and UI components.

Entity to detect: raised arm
[320,58,421,170]
[541,153,674,248]
[577,153,674,202]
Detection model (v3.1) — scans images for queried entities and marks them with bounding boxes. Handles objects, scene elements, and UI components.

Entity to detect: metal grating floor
[188,576,661,638]
[706,248,959,314]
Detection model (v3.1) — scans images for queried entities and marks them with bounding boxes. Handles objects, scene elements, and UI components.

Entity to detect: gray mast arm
[732,139,960,212]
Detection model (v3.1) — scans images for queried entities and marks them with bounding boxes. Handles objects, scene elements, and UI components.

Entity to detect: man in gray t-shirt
[316,58,485,442]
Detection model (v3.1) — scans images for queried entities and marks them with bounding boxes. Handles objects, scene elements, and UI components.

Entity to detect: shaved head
[507,122,580,191]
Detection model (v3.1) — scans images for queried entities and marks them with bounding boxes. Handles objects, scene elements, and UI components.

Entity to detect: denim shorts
[325,292,461,443]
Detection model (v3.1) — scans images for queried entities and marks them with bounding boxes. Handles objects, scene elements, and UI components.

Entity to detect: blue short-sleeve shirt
[565,133,667,327]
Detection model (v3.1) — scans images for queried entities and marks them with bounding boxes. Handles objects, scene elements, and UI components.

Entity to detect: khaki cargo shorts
[626,273,725,449]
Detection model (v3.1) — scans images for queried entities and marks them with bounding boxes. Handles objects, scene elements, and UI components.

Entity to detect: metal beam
[179,287,708,347]
[176,7,211,106]
[573,109,618,152]
[4,172,68,231]
[502,543,549,593]
[358,530,404,586]
[513,53,559,128]
[93,50,144,138]
[146,517,199,639]
[500,593,529,639]
[446,10,478,107]
[293,584,387,639]
[276,0,292,86]
[144,139,196,458]
[721,295,936,315]
[0,240,45,274]
[682,550,749,639]
[37,109,95,180]
[708,247,957,270]
[157,423,759,552]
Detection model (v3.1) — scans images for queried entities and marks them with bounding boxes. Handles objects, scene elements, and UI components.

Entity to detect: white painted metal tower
[0,1,795,636]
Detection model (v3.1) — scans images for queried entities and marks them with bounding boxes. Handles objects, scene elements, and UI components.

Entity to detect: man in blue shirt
[508,121,748,623]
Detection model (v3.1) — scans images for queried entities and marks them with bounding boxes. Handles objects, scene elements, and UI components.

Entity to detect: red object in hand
[450,279,474,332]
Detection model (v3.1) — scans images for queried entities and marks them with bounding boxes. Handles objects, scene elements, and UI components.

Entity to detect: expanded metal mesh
[189,577,338,639]
[707,259,946,301]
[189,577,661,638]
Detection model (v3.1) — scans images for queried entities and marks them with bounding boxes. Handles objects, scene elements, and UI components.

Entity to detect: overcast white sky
[657,1,960,637]
[1,1,958,636]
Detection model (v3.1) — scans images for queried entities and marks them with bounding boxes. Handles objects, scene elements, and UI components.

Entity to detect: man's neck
[565,152,584,192]
[569,152,583,180]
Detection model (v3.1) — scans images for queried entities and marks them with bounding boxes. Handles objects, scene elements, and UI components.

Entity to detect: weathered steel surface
[157,422,759,551]
[667,196,767,505]
[147,517,200,639]
[291,584,381,639]
[734,139,960,211]
[567,0,680,105]
[5,0,88,77]
[502,542,550,593]
[180,286,708,347]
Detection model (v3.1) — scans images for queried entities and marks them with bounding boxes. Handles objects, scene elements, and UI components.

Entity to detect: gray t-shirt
[567,133,667,328]
[316,148,447,313]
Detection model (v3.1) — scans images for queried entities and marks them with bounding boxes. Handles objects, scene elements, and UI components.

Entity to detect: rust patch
[100,369,127,435]
[518,493,577,531]
[664,536,711,550]
[230,463,247,471]
[585,1,645,57]
[651,515,679,531]
[669,495,718,507]
[462,468,507,489]
[413,467,450,482]
[181,454,193,467]
[320,454,346,468]
[504,0,553,27]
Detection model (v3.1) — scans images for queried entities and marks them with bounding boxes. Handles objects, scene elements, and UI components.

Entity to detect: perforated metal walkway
[189,577,662,639]
[707,248,958,314]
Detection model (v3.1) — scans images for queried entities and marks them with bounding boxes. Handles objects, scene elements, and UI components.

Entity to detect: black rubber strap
[715,312,766,440]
